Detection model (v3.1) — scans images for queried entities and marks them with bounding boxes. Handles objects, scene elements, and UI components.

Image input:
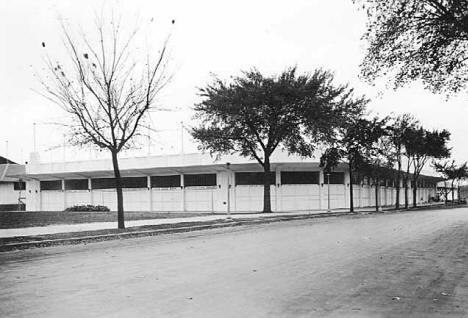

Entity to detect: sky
[0,0,467,170]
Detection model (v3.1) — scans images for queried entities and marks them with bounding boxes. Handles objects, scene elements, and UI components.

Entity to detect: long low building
[5,151,439,213]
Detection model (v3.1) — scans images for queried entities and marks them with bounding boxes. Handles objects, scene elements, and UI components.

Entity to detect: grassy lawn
[0,211,213,229]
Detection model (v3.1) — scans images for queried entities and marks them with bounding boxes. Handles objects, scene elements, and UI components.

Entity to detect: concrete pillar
[88,178,93,205]
[147,176,153,212]
[232,171,236,212]
[25,179,41,211]
[218,170,232,214]
[319,170,324,210]
[344,171,350,209]
[62,179,66,210]
[181,174,186,212]
[275,168,281,212]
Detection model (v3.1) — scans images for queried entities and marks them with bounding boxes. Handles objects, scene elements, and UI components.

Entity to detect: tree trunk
[443,182,448,205]
[404,161,410,209]
[412,178,417,208]
[348,164,354,213]
[375,178,379,212]
[111,150,125,229]
[404,178,408,209]
[263,158,272,213]
[395,158,401,209]
[452,180,455,203]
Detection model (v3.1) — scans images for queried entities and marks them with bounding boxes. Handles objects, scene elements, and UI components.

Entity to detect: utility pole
[147,123,151,156]
[33,122,37,152]
[180,121,184,154]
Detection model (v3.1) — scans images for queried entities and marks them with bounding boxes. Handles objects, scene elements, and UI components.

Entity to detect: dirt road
[1,208,468,317]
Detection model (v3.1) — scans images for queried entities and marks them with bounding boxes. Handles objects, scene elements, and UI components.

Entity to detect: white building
[0,160,26,211]
[7,151,438,213]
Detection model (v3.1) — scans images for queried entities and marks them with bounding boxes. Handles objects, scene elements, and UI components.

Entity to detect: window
[151,175,180,188]
[325,172,345,184]
[235,172,275,185]
[281,171,319,185]
[40,180,62,191]
[65,179,88,190]
[121,177,147,188]
[91,177,147,189]
[184,174,217,187]
[91,178,115,189]
[14,181,26,191]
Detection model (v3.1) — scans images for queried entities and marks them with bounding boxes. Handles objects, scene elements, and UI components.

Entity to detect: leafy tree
[362,160,395,212]
[320,116,386,212]
[434,160,468,203]
[386,114,419,209]
[191,67,365,212]
[404,127,451,207]
[40,17,171,228]
[358,125,395,211]
[355,0,468,95]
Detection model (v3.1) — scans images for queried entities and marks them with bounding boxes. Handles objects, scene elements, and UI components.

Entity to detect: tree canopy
[40,17,171,228]
[356,0,468,94]
[320,116,387,212]
[385,113,420,208]
[404,126,451,206]
[191,67,366,212]
[434,159,468,202]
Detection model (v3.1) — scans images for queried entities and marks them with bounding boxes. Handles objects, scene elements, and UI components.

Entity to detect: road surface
[1,208,468,317]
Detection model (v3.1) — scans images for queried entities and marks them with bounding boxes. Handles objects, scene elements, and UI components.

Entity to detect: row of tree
[42,1,468,228]
[191,67,459,213]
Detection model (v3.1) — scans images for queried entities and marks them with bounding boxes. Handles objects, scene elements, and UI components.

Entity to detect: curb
[0,211,357,252]
[2,204,463,252]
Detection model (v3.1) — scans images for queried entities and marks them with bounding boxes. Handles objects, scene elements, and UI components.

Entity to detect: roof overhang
[23,161,332,180]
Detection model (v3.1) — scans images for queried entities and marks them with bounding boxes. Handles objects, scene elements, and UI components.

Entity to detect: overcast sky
[1,0,467,168]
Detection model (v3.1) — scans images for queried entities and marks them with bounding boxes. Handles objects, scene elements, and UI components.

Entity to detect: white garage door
[280,184,320,211]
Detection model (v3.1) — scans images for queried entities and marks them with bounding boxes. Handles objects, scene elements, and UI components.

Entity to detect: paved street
[1,208,468,318]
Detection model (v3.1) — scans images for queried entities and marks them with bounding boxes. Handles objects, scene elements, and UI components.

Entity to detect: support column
[319,170,324,210]
[88,178,93,205]
[181,174,186,212]
[359,182,363,208]
[232,171,236,212]
[344,171,350,209]
[25,179,41,211]
[62,179,66,210]
[275,168,281,212]
[147,176,153,212]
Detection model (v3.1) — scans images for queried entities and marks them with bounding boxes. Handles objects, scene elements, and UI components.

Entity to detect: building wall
[0,183,20,204]
[24,166,438,213]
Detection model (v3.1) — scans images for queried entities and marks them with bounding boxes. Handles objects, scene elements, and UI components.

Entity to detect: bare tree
[40,16,172,228]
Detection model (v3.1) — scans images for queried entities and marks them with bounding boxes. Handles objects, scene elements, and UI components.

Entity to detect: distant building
[438,179,467,202]
[0,156,26,211]
[11,151,439,213]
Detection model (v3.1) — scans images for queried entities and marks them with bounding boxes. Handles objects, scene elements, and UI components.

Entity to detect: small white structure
[0,163,26,211]
[16,151,439,213]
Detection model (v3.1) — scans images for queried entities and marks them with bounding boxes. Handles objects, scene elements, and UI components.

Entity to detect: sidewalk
[0,210,321,238]
[0,203,445,239]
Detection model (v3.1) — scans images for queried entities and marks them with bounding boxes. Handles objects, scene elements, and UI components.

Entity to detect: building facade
[15,151,439,213]
[0,161,26,211]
